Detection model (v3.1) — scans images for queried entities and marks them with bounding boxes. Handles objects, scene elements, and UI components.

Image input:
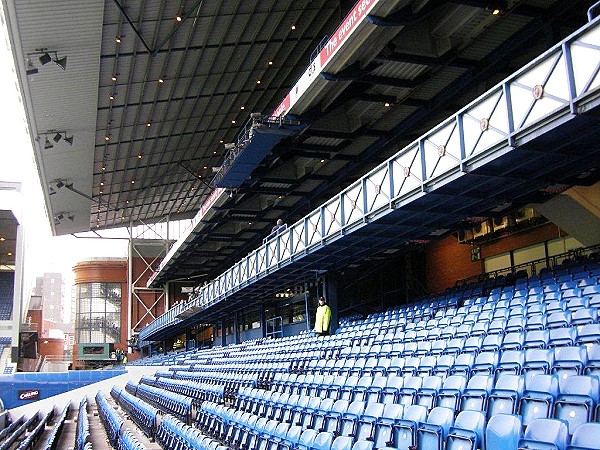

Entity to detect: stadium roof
[5,0,599,286]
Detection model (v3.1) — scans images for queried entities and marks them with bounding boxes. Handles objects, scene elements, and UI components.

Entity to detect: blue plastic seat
[485,414,522,450]
[523,348,554,374]
[432,354,455,377]
[460,374,494,412]
[502,331,525,351]
[371,404,404,448]
[583,344,600,376]
[329,435,352,450]
[445,410,485,450]
[566,422,600,450]
[416,375,443,411]
[445,337,467,355]
[398,376,422,407]
[482,334,504,352]
[518,418,568,450]
[571,307,598,326]
[338,400,367,437]
[380,375,403,404]
[312,432,334,450]
[553,375,599,435]
[416,406,455,450]
[523,330,550,350]
[487,374,524,418]
[506,316,526,333]
[472,351,499,375]
[435,375,467,410]
[518,374,559,427]
[551,345,587,384]
[575,323,600,344]
[496,349,525,376]
[549,329,577,353]
[547,311,572,329]
[392,404,427,450]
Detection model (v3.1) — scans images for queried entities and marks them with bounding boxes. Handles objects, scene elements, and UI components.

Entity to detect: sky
[0,6,127,319]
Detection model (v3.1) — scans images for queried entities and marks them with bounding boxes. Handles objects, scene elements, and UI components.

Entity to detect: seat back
[518,418,568,450]
[485,414,522,450]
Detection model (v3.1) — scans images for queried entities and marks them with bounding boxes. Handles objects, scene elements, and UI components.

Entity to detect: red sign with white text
[272,0,381,117]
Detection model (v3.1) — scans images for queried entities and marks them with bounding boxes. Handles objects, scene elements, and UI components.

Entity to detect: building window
[75,282,122,344]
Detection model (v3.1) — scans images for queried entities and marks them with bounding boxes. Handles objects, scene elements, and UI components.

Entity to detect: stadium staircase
[3,255,600,450]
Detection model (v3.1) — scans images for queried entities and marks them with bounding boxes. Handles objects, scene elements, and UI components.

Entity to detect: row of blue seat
[0,415,23,442]
[156,414,226,450]
[136,383,192,424]
[96,391,124,447]
[75,397,90,450]
[43,403,69,450]
[116,429,146,450]
[16,410,53,450]
[139,375,224,404]
[0,412,39,450]
[111,387,158,439]
[197,397,600,450]
[241,371,600,432]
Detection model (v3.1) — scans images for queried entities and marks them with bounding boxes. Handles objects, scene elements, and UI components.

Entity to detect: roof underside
[6,0,600,285]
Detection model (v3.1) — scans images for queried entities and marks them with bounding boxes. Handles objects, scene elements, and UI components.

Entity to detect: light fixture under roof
[53,132,62,143]
[26,59,38,75]
[39,52,52,65]
[44,137,53,149]
[27,49,67,72]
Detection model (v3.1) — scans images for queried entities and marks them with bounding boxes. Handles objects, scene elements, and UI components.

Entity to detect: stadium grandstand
[1,0,600,449]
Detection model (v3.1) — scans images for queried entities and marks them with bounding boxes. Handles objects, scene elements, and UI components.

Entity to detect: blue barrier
[0,370,125,410]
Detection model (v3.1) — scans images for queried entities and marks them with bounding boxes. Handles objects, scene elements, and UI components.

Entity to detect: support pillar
[162,340,167,355]
[233,312,240,344]
[325,272,340,333]
[259,305,266,338]
[221,320,226,347]
[186,328,194,350]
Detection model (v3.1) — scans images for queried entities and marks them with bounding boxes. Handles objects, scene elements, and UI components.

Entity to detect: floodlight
[44,138,53,149]
[56,180,64,188]
[53,132,63,143]
[39,52,52,65]
[54,56,67,70]
[64,135,74,146]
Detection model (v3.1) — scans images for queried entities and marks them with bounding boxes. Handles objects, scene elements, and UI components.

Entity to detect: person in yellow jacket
[314,296,332,336]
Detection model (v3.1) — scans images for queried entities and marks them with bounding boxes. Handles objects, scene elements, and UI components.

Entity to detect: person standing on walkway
[314,296,332,336]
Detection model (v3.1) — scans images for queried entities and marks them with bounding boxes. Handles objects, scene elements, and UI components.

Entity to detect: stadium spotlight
[53,131,63,143]
[44,137,53,149]
[39,52,52,65]
[27,49,67,72]
[54,55,67,70]
[56,180,65,189]
[64,135,74,146]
